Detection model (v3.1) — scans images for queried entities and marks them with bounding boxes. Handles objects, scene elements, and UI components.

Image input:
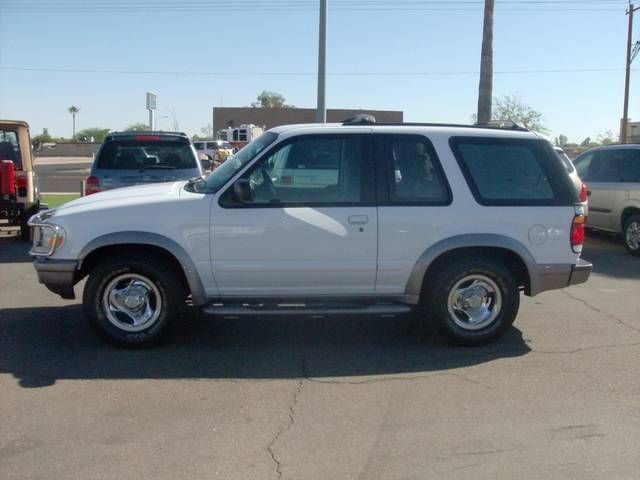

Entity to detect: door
[612,148,640,230]
[211,133,377,296]
[576,149,632,230]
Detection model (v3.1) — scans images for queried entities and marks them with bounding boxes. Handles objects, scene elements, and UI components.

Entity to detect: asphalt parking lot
[34,157,92,193]
[1,231,639,479]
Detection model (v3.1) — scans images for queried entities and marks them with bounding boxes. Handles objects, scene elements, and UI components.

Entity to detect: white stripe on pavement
[42,192,81,195]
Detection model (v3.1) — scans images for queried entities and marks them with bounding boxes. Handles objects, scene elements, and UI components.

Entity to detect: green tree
[557,134,568,147]
[32,128,52,144]
[492,94,547,132]
[251,90,293,108]
[580,137,592,147]
[76,127,110,142]
[596,130,616,145]
[68,105,80,140]
[124,123,150,132]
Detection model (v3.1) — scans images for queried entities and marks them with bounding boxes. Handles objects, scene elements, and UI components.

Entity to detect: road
[1,232,639,479]
[34,157,92,193]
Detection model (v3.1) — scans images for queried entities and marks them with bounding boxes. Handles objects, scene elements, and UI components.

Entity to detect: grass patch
[42,194,80,209]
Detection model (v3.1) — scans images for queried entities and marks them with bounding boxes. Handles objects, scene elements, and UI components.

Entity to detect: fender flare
[78,231,207,305]
[404,233,538,299]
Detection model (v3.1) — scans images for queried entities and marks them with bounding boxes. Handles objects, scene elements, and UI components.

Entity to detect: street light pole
[149,109,155,131]
[316,0,327,123]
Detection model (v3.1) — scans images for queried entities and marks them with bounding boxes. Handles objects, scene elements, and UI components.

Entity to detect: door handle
[348,215,369,225]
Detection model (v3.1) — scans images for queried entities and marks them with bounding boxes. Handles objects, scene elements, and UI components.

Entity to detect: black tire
[20,204,38,241]
[20,218,31,241]
[421,257,520,346]
[623,214,640,257]
[83,254,186,347]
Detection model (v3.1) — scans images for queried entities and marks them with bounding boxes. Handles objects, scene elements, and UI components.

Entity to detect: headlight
[28,211,66,256]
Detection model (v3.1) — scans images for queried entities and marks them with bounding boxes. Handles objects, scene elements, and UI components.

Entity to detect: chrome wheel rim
[626,221,640,251]
[447,274,502,331]
[102,273,162,332]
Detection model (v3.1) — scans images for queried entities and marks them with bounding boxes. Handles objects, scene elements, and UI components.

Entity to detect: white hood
[55,181,186,216]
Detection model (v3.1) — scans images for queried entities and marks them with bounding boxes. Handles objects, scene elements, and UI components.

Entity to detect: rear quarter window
[449,137,576,206]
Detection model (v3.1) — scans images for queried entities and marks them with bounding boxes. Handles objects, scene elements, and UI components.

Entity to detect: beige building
[212,107,403,134]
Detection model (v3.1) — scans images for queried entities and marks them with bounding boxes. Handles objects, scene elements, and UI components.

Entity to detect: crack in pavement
[531,341,640,355]
[561,289,640,334]
[305,371,451,386]
[266,357,306,479]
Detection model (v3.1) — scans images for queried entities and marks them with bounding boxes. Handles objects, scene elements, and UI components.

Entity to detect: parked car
[193,139,234,163]
[29,117,591,347]
[84,131,203,195]
[555,146,588,215]
[573,144,640,255]
[0,120,40,240]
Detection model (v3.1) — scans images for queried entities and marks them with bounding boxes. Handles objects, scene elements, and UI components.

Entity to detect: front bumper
[33,258,78,299]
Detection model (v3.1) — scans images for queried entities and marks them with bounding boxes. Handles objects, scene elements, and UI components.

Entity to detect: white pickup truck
[29,117,592,347]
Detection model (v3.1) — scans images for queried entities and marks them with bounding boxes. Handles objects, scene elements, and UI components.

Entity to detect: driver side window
[230,135,368,206]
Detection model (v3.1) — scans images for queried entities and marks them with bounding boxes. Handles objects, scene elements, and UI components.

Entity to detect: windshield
[201,132,277,193]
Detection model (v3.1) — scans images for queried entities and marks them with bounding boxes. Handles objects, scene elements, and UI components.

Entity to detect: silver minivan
[573,144,640,255]
[85,131,202,194]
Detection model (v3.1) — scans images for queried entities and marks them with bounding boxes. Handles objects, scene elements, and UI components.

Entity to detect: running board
[201,303,412,317]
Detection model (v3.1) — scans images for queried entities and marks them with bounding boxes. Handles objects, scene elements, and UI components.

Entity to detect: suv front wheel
[422,257,520,346]
[83,254,186,347]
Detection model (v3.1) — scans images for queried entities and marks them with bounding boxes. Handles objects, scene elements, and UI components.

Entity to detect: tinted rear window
[450,137,576,206]
[96,140,196,170]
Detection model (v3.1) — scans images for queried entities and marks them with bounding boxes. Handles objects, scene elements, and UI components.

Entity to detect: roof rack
[475,120,528,131]
[340,115,529,132]
[342,114,377,125]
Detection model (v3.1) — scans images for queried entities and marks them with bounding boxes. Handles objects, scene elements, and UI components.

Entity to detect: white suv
[28,117,591,347]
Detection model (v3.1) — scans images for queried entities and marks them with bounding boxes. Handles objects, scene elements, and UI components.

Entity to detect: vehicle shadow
[583,231,640,280]
[0,304,530,388]
[0,235,31,263]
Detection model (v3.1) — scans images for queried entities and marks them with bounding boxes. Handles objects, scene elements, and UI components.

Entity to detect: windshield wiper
[139,165,177,173]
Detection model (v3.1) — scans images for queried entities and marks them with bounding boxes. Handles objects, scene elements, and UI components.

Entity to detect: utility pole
[622,3,640,143]
[477,0,495,124]
[316,0,327,123]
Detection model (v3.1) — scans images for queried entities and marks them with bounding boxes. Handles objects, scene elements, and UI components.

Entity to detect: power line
[0,0,630,13]
[0,65,632,76]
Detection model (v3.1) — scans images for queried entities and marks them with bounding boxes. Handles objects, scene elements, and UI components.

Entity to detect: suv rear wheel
[623,214,640,256]
[83,254,186,347]
[422,257,519,345]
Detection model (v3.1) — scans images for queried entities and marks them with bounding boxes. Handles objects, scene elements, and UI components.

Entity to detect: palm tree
[476,0,495,124]
[68,105,80,140]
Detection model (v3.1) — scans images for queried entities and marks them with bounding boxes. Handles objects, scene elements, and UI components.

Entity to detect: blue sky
[0,0,635,143]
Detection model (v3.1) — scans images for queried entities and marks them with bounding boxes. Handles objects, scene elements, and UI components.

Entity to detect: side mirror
[233,179,252,203]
